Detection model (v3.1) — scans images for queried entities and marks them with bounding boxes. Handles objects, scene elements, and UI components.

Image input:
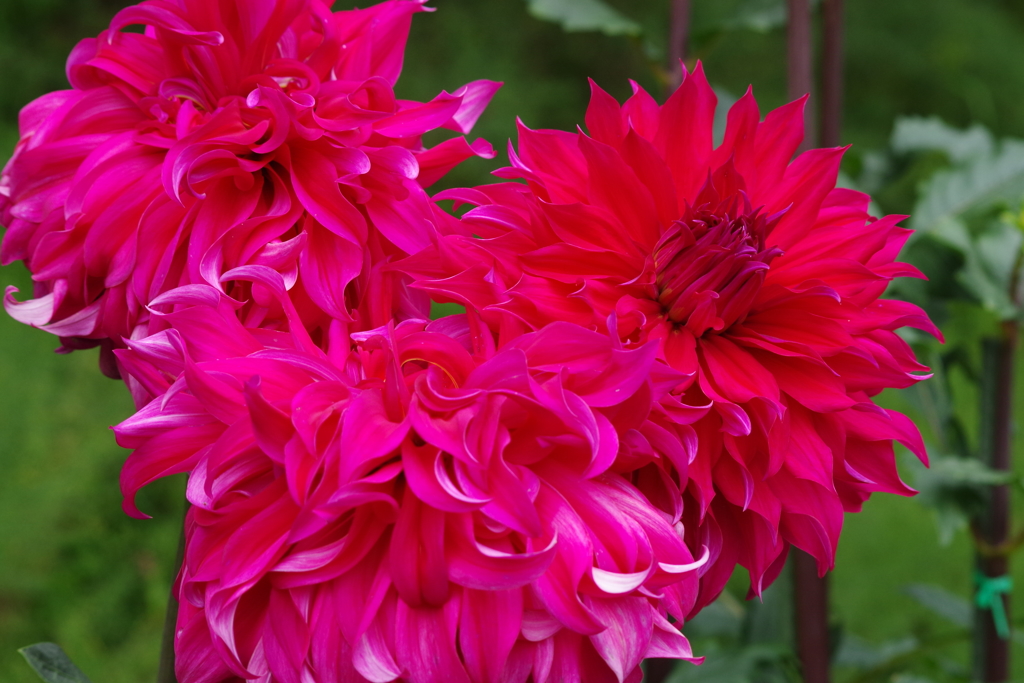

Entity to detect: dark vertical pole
[820,0,844,147]
[646,6,692,682]
[976,328,1016,683]
[787,0,815,152]
[157,512,187,683]
[666,0,691,93]
[788,1,830,681]
[793,553,831,683]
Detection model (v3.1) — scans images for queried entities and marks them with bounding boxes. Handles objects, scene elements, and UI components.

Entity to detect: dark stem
[644,6,692,680]
[157,511,188,683]
[644,657,677,683]
[793,550,831,683]
[975,325,1017,683]
[819,0,844,147]
[666,0,691,93]
[786,0,815,152]
[787,2,829,680]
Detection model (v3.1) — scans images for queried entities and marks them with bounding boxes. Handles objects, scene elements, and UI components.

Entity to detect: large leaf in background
[524,0,641,36]
[910,139,1024,233]
[664,575,796,683]
[19,644,92,683]
[924,216,1021,319]
[665,645,790,683]
[907,452,1017,544]
[903,584,972,628]
[834,634,920,670]
[719,0,785,33]
[892,116,995,164]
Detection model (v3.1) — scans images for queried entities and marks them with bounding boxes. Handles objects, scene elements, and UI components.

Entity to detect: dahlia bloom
[114,267,706,683]
[1,0,497,376]
[400,65,938,612]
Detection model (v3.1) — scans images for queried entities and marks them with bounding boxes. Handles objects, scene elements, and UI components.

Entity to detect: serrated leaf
[901,357,953,447]
[18,643,92,683]
[916,454,1016,489]
[665,644,788,683]
[525,0,641,36]
[834,633,919,669]
[903,584,972,628]
[722,0,786,33]
[924,216,1021,318]
[908,453,1017,543]
[684,593,744,639]
[892,116,995,163]
[911,140,1024,233]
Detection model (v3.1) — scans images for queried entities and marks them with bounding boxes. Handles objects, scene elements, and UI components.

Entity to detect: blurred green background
[2,0,1024,681]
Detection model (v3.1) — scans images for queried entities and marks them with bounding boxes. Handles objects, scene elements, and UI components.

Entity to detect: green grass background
[2,0,1024,681]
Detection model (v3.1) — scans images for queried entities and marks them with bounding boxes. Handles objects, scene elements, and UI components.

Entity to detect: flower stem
[786,0,815,152]
[666,0,691,93]
[819,0,844,147]
[793,550,831,683]
[786,2,831,681]
[975,325,1017,682]
[157,512,187,683]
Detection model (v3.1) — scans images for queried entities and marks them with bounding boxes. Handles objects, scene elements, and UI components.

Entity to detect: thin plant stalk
[158,509,188,683]
[666,0,691,93]
[787,0,815,152]
[793,550,831,683]
[975,324,1017,682]
[820,0,844,147]
[787,1,831,681]
[643,3,693,680]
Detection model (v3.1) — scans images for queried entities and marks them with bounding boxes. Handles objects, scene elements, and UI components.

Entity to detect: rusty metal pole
[820,0,844,148]
[975,327,1016,683]
[645,4,693,682]
[787,0,815,152]
[666,0,691,93]
[788,1,830,682]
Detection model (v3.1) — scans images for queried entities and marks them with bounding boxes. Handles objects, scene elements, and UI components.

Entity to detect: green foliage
[907,454,1017,545]
[523,0,641,36]
[662,576,800,683]
[0,263,182,683]
[903,585,972,628]
[892,117,995,164]
[19,644,92,683]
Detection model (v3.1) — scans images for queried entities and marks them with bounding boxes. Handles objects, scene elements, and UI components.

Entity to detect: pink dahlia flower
[1,0,498,377]
[114,267,705,683]
[400,65,939,612]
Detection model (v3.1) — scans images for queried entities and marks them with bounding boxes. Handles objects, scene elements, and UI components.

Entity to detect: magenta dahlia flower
[0,0,497,376]
[400,65,939,612]
[114,267,705,683]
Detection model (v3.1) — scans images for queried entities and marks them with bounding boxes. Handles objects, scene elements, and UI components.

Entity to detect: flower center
[652,201,782,337]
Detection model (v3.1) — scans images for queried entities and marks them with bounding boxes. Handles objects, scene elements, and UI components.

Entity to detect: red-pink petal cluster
[0,0,498,376]
[400,65,939,612]
[115,268,704,683]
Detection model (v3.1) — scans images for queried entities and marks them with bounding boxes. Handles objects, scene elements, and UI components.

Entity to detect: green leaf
[18,643,93,683]
[909,453,1017,543]
[924,216,1021,319]
[524,0,641,36]
[721,0,786,33]
[892,116,995,164]
[902,584,972,628]
[834,633,919,669]
[910,140,1024,234]
[684,592,744,639]
[664,644,789,683]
